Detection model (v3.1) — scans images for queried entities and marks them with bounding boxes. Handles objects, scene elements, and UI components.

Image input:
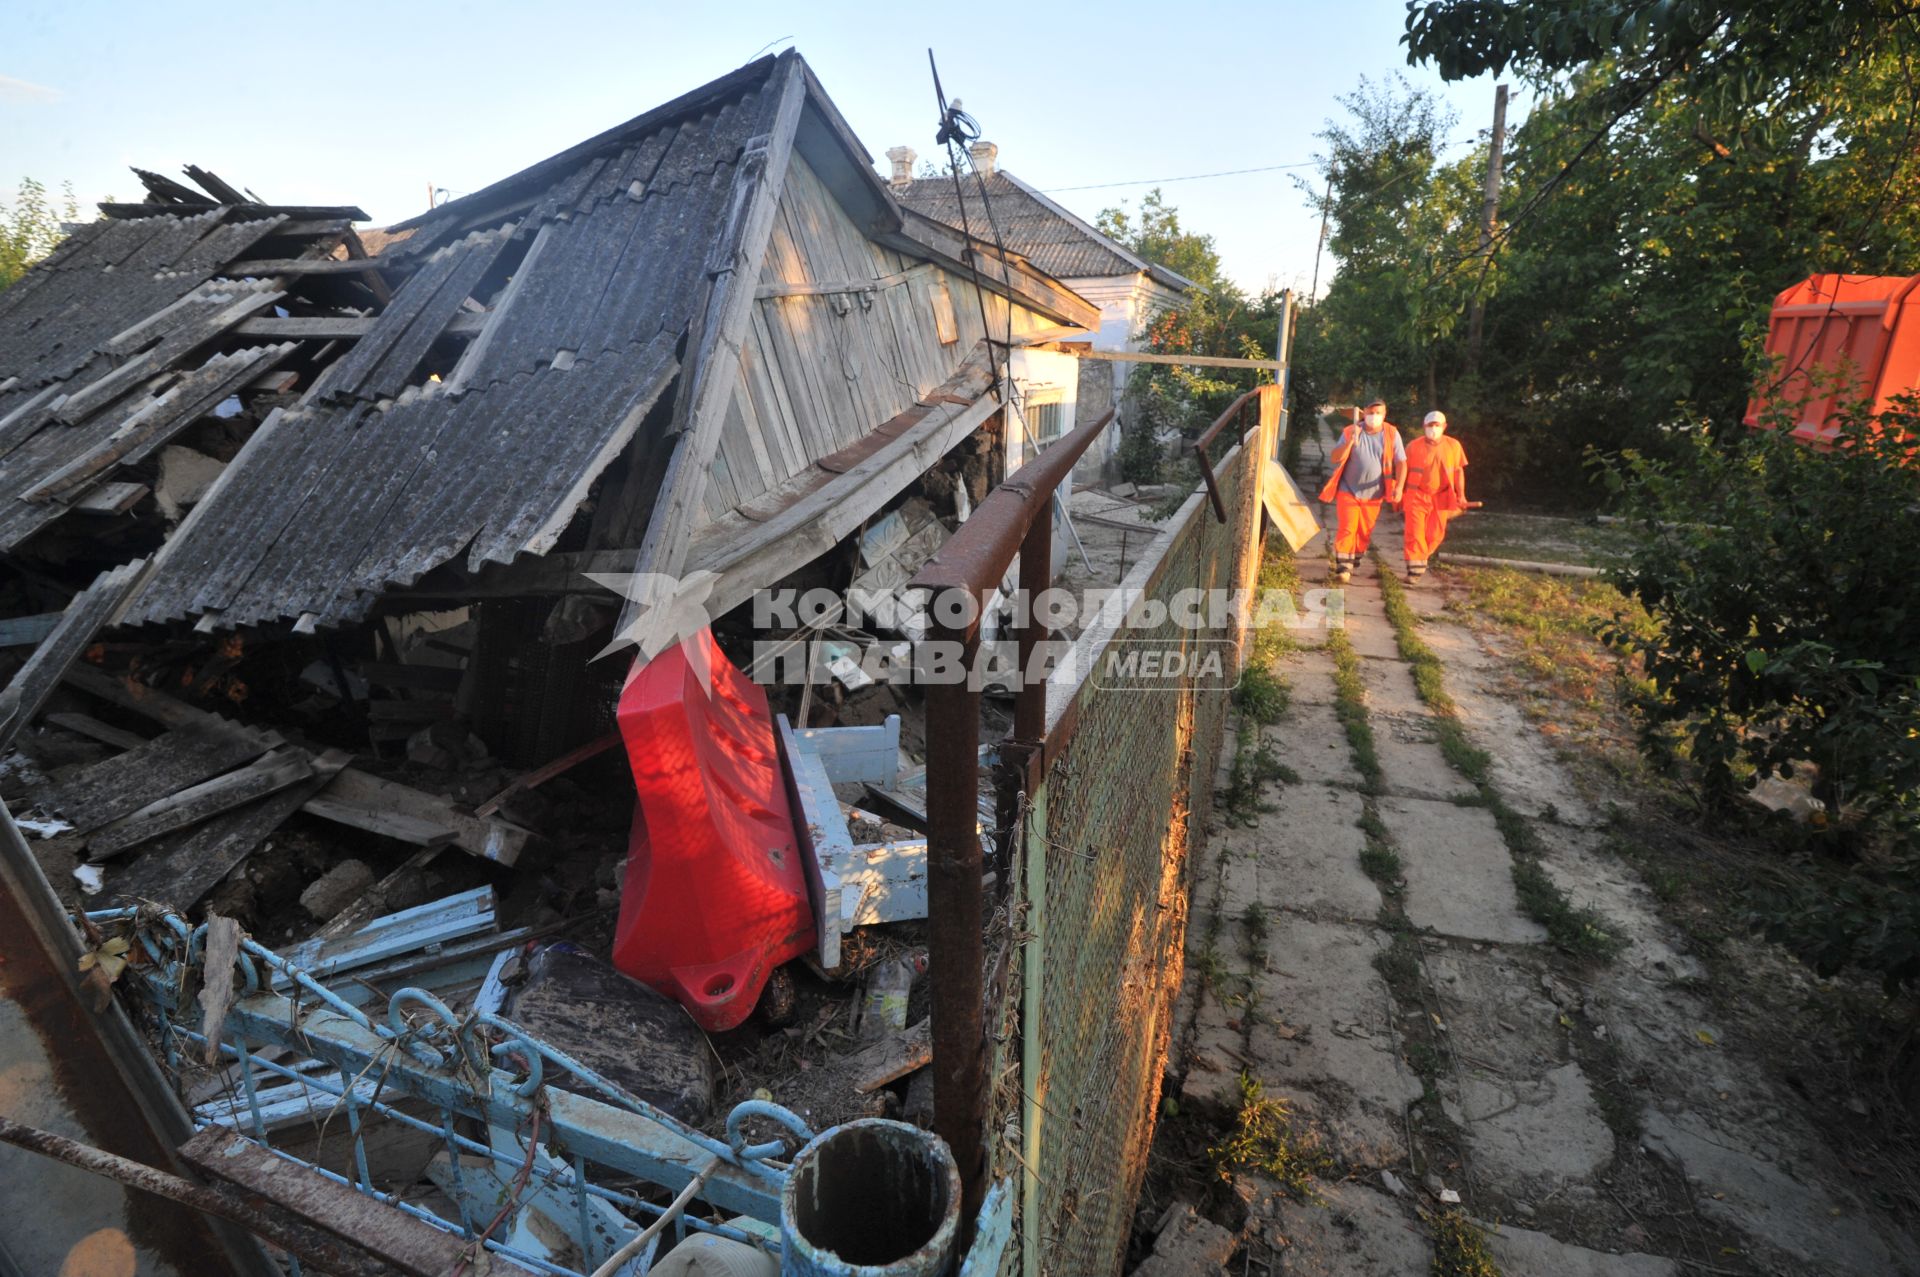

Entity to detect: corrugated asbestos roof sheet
[124,337,676,630]
[0,210,290,400]
[0,206,356,552]
[893,170,1195,291]
[124,68,784,630]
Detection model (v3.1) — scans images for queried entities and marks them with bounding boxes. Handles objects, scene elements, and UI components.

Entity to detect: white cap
[1422,411,1447,426]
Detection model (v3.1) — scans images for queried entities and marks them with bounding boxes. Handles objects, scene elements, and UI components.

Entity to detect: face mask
[1365,412,1385,428]
[1425,426,1443,441]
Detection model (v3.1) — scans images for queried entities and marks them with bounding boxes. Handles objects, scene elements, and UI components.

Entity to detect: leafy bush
[1598,390,1920,989]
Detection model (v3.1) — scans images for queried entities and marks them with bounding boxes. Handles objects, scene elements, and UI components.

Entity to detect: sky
[1,0,1523,296]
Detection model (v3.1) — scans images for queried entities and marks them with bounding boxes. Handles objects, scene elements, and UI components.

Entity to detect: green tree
[1295,77,1482,417]
[1,178,80,289]
[1096,188,1224,290]
[1094,190,1284,483]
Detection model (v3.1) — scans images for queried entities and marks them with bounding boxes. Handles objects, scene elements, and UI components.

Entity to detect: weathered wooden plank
[851,1017,933,1093]
[98,202,368,221]
[301,768,529,866]
[59,665,525,864]
[356,662,463,694]
[86,748,316,861]
[231,316,372,340]
[0,612,61,647]
[178,1127,482,1277]
[296,791,456,849]
[74,482,149,515]
[1063,348,1285,372]
[44,711,148,751]
[0,560,151,752]
[221,257,388,276]
[49,727,279,833]
[105,751,347,913]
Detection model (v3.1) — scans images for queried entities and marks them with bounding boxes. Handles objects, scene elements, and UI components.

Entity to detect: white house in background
[887,141,1197,475]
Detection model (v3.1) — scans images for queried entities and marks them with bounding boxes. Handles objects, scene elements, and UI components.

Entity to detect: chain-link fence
[1010,413,1266,1275]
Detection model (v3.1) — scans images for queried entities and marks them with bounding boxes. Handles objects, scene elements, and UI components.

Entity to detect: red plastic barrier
[1746,273,1920,445]
[612,629,813,1032]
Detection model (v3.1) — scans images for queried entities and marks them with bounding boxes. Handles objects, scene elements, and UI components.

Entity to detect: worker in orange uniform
[1401,410,1479,581]
[1317,399,1405,584]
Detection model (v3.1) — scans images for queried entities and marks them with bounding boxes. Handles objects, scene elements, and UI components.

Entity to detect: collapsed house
[0,48,1162,1277]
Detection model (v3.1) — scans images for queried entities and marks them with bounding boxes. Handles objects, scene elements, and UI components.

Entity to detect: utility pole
[1274,287,1295,459]
[1466,82,1510,370]
[1308,174,1332,304]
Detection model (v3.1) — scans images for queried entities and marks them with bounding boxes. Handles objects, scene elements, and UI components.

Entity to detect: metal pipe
[779,1119,960,1277]
[922,636,985,1244]
[0,1116,395,1277]
[909,408,1112,1240]
[1190,388,1262,523]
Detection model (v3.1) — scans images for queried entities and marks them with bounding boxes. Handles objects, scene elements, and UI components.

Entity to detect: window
[1026,396,1066,442]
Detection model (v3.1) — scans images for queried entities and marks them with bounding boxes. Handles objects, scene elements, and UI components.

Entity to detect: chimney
[969,140,998,177]
[886,146,917,188]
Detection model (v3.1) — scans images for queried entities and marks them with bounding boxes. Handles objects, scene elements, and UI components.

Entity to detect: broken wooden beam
[851,1017,933,1094]
[301,769,528,865]
[106,751,349,913]
[221,257,394,277]
[179,1127,510,1276]
[0,612,61,648]
[50,723,281,833]
[44,711,148,751]
[233,311,485,342]
[0,560,151,751]
[73,482,150,515]
[86,748,317,862]
[98,202,370,221]
[0,1116,395,1277]
[473,732,620,819]
[61,665,531,866]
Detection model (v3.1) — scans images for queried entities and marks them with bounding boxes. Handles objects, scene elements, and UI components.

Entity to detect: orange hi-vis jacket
[1403,434,1469,509]
[1317,423,1406,504]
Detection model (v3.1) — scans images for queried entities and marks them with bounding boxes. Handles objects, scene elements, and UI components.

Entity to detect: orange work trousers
[1402,495,1453,563]
[1334,493,1385,560]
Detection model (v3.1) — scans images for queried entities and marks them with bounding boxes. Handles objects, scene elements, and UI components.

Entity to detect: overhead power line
[1040,161,1321,193]
[1039,134,1476,195]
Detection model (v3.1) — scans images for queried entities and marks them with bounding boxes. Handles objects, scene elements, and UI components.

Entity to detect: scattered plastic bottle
[858,951,926,1040]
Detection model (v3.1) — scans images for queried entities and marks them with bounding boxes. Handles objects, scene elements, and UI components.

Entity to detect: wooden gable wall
[701,152,1054,522]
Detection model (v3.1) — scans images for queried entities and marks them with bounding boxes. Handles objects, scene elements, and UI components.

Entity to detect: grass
[1440,510,1630,568]
[1221,543,1307,824]
[1429,1209,1501,1276]
[1452,566,1654,775]
[1376,567,1626,963]
[1208,1073,1334,1200]
[1359,804,1404,886]
[1235,664,1292,723]
[1327,628,1384,794]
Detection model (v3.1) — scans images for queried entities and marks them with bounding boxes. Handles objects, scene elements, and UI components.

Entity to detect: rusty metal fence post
[908,407,1114,1245]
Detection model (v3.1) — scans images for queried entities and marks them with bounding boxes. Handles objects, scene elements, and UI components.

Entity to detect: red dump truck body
[1745,273,1920,445]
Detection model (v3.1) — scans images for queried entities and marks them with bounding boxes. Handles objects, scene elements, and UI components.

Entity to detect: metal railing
[57,900,1015,1277]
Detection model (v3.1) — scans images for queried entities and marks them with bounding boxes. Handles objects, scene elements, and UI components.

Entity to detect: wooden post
[1466,83,1510,369]
[1308,175,1332,304]
[1273,288,1295,460]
